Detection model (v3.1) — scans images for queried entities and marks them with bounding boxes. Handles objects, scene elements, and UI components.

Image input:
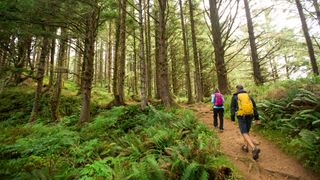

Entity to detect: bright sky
[200,0,318,79]
[201,0,318,36]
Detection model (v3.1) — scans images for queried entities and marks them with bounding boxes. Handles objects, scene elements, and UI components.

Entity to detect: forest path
[184,103,318,180]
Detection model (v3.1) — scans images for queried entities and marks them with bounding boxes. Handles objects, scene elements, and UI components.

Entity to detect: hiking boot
[252,147,261,160]
[241,145,249,153]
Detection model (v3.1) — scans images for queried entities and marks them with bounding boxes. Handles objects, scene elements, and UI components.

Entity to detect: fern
[181,162,200,180]
[79,159,113,179]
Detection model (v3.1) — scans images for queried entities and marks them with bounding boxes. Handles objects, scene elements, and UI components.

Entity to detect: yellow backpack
[236,93,254,116]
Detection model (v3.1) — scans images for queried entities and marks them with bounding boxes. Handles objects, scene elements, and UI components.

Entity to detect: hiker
[211,88,224,132]
[230,84,261,160]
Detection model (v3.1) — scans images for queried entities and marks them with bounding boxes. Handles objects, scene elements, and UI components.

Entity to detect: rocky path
[186,103,318,180]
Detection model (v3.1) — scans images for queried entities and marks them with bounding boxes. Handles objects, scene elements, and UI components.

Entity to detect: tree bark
[48,37,56,89]
[139,0,147,109]
[118,0,127,104]
[146,0,153,99]
[107,21,112,93]
[104,38,108,84]
[94,41,98,85]
[113,16,120,102]
[76,40,83,88]
[179,0,193,103]
[65,39,71,80]
[79,4,99,123]
[188,0,203,102]
[99,40,104,86]
[157,0,174,107]
[15,36,31,85]
[199,50,205,96]
[170,45,179,96]
[209,0,230,94]
[50,28,67,121]
[133,28,138,96]
[108,0,127,107]
[154,9,161,99]
[30,36,50,122]
[295,0,319,76]
[243,0,264,85]
[73,39,80,83]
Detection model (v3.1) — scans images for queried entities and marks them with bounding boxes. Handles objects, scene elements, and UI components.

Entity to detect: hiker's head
[215,88,220,93]
[236,84,244,92]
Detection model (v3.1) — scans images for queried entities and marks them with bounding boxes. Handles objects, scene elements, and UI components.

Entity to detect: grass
[252,126,292,155]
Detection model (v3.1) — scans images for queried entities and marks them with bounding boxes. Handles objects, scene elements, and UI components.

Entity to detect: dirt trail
[186,103,319,180]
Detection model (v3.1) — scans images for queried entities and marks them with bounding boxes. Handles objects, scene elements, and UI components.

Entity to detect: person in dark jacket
[230,84,261,160]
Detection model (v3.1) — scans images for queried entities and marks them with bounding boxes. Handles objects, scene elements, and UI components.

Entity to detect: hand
[255,120,261,125]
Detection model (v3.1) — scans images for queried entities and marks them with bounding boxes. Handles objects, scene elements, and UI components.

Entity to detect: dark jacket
[230,90,259,121]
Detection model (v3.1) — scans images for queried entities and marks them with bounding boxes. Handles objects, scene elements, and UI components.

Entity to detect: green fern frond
[181,162,200,180]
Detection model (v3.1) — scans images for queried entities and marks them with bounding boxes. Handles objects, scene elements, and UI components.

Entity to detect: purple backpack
[214,93,223,106]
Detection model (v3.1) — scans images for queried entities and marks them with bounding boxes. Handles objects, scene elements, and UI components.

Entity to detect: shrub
[256,78,320,172]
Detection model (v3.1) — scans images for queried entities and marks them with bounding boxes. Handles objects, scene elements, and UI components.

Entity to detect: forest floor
[184,103,319,180]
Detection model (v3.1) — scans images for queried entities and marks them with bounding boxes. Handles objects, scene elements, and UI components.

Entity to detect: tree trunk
[99,40,104,86]
[312,0,320,27]
[73,39,79,82]
[179,0,193,103]
[188,0,203,102]
[146,0,152,99]
[157,0,174,107]
[108,0,127,107]
[15,36,31,85]
[33,39,42,73]
[243,0,264,85]
[30,36,50,122]
[94,41,98,85]
[45,48,50,77]
[76,40,83,88]
[170,45,179,96]
[118,0,127,104]
[50,28,67,121]
[79,4,99,123]
[209,0,230,94]
[139,0,147,109]
[154,9,161,99]
[104,38,108,84]
[133,29,138,96]
[65,39,71,80]
[284,55,290,79]
[107,21,112,93]
[295,0,319,76]
[0,49,3,69]
[199,50,205,95]
[272,58,279,81]
[48,37,56,89]
[113,16,120,102]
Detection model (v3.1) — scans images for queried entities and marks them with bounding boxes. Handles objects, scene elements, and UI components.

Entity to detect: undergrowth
[0,103,239,179]
[253,77,320,172]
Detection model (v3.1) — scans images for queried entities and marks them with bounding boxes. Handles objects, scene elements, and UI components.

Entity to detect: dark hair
[236,84,244,90]
[215,88,220,93]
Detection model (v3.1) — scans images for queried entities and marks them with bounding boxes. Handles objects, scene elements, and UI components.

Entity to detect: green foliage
[0,87,82,125]
[80,159,113,179]
[0,123,80,178]
[0,104,239,179]
[255,77,320,172]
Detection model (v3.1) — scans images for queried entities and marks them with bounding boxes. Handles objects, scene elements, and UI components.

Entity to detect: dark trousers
[213,108,224,130]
